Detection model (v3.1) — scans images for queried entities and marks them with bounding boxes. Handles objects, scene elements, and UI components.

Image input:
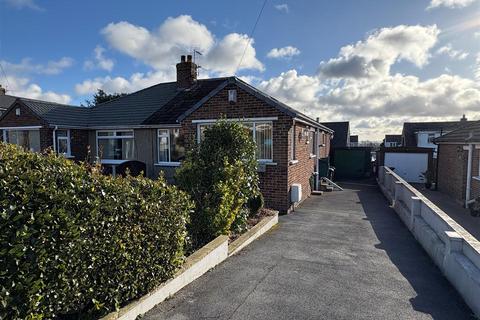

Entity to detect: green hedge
[176,120,261,249]
[0,143,193,319]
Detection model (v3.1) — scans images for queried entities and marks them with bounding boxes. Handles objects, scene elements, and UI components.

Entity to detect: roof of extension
[321,122,350,147]
[402,120,473,146]
[0,76,334,131]
[435,121,480,144]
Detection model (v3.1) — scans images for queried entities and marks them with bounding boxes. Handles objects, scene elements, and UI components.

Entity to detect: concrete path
[144,182,474,320]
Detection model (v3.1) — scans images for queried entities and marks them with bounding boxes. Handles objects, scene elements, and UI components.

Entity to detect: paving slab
[143,182,474,320]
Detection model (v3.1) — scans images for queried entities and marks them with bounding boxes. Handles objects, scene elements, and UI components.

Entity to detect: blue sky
[1,0,479,140]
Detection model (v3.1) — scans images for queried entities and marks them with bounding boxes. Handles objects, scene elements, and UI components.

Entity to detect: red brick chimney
[176,55,197,89]
[0,84,6,95]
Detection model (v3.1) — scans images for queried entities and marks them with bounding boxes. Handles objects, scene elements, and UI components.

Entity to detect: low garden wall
[378,166,480,316]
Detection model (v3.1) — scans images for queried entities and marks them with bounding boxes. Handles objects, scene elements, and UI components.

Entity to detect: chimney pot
[0,85,5,96]
[461,114,467,122]
[181,55,186,62]
[187,55,192,62]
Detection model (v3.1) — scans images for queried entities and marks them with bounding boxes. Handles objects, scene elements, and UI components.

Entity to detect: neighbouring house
[402,116,471,158]
[0,85,16,116]
[350,135,359,147]
[0,55,333,213]
[435,121,480,207]
[384,134,402,147]
[321,121,350,148]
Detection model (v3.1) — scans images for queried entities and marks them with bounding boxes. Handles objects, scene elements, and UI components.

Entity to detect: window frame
[96,129,135,164]
[197,120,274,163]
[156,128,180,166]
[2,127,41,152]
[56,129,72,157]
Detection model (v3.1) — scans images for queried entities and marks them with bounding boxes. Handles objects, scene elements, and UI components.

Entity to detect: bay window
[157,128,185,164]
[3,129,40,152]
[197,121,273,162]
[96,130,134,163]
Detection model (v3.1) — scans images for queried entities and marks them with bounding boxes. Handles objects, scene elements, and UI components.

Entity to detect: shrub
[247,193,264,217]
[176,120,261,249]
[0,143,192,319]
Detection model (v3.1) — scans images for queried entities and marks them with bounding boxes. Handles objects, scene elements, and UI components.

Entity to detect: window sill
[258,160,276,166]
[289,160,299,165]
[309,154,317,159]
[155,162,181,167]
[100,160,129,165]
[473,176,480,181]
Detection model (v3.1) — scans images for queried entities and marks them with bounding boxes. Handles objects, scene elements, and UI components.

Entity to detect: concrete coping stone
[228,211,279,256]
[383,166,480,253]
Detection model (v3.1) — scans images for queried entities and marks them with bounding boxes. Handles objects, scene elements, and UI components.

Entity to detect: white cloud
[427,0,477,9]
[3,75,71,104]
[267,46,300,59]
[274,4,289,13]
[84,45,114,72]
[101,15,263,75]
[256,24,480,141]
[475,31,480,38]
[318,25,439,79]
[75,70,175,95]
[436,44,469,60]
[475,53,480,80]
[5,0,43,10]
[1,57,74,75]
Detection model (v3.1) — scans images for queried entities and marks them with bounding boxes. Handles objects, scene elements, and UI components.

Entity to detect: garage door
[384,152,428,183]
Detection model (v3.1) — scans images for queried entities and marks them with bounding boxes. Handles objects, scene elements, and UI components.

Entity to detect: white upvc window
[2,128,41,152]
[56,129,71,157]
[197,121,273,162]
[157,128,185,165]
[96,130,134,164]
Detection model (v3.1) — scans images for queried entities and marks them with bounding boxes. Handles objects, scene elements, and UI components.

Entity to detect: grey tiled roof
[89,82,179,126]
[435,121,480,143]
[0,95,16,111]
[402,121,473,146]
[385,134,402,144]
[1,77,335,130]
[321,122,350,147]
[21,98,90,126]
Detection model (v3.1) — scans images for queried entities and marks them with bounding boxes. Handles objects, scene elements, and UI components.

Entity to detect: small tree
[83,89,127,107]
[176,120,261,249]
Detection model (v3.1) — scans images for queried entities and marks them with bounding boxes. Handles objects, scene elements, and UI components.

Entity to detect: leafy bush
[247,193,264,217]
[0,143,192,319]
[176,120,261,249]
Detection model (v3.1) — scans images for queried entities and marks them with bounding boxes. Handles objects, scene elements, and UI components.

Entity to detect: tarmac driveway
[144,182,474,320]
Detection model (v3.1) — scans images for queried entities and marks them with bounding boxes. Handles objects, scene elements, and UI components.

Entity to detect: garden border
[101,212,279,320]
[228,211,279,256]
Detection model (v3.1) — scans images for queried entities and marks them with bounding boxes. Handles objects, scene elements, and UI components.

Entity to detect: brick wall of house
[437,144,467,204]
[70,129,90,161]
[318,132,332,159]
[181,84,293,213]
[288,122,316,209]
[0,102,54,151]
[0,103,45,127]
[470,148,480,202]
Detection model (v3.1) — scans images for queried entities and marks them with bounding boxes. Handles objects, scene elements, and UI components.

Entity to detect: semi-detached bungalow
[435,121,480,207]
[0,55,333,213]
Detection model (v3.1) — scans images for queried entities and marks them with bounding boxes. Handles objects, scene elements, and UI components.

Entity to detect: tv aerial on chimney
[193,49,202,78]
